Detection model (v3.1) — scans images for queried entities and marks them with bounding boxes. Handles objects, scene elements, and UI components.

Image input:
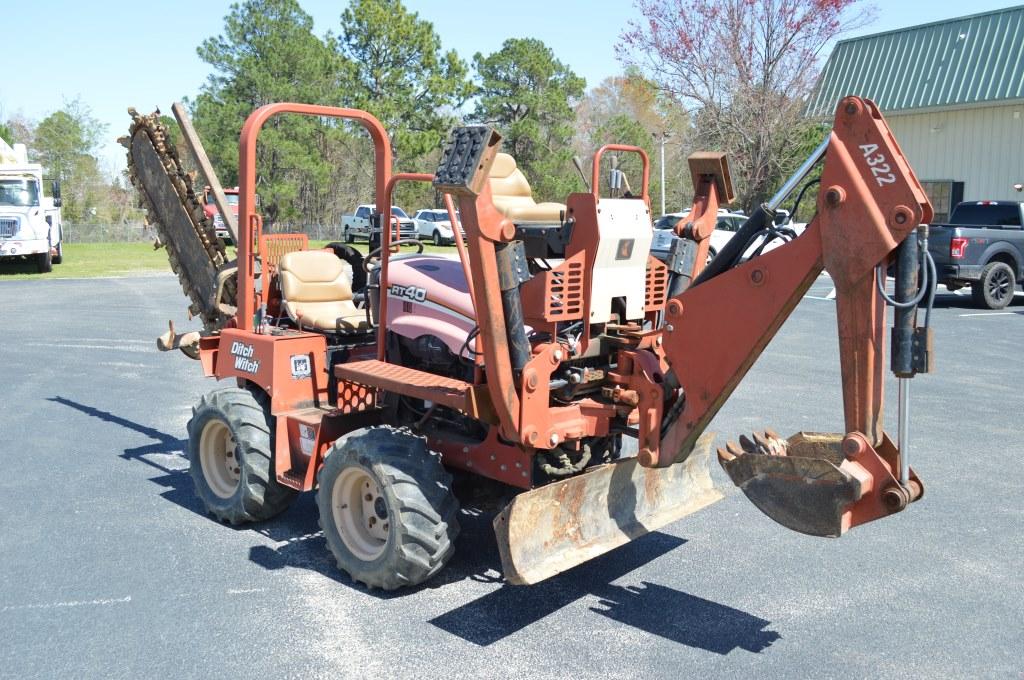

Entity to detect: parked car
[651,209,805,265]
[651,210,748,262]
[413,208,463,245]
[201,185,238,245]
[341,204,417,243]
[928,200,1024,309]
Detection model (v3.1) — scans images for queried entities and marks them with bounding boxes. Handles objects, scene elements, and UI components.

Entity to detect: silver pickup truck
[341,204,417,244]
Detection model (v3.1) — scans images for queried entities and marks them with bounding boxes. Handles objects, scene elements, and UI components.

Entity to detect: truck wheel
[344,228,355,244]
[971,261,1016,310]
[432,230,443,246]
[52,240,63,265]
[187,387,297,524]
[317,427,459,590]
[36,249,52,273]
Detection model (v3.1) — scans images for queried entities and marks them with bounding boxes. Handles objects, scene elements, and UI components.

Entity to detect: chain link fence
[61,222,151,243]
[61,221,349,244]
[272,223,346,243]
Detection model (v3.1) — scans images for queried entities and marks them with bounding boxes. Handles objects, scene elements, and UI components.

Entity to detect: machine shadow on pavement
[48,396,207,515]
[429,529,780,652]
[47,395,780,652]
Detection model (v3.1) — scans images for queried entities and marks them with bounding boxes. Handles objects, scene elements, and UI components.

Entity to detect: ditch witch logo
[230,341,260,374]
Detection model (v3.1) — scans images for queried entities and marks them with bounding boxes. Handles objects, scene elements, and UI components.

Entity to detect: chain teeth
[124,109,237,332]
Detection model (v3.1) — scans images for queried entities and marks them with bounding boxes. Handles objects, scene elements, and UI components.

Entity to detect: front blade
[494,433,722,585]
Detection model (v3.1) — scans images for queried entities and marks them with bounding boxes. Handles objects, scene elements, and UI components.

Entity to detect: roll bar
[237,104,392,331]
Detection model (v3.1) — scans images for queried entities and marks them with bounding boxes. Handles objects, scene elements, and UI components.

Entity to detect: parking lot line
[0,595,131,613]
[957,311,1020,317]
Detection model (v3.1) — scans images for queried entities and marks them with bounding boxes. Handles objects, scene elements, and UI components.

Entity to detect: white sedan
[413,208,463,246]
[650,210,805,263]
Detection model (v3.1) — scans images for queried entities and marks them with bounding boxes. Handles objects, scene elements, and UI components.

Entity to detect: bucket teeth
[716,440,744,462]
[718,430,788,464]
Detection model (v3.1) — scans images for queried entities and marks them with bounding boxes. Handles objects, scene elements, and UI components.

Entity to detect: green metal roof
[806,6,1024,117]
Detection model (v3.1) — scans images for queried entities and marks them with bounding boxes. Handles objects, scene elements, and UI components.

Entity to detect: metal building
[807,6,1024,221]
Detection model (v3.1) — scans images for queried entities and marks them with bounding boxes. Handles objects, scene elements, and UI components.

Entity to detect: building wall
[887,102,1024,204]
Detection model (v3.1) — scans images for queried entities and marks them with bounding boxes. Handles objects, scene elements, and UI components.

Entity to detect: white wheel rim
[332,467,389,561]
[199,420,241,499]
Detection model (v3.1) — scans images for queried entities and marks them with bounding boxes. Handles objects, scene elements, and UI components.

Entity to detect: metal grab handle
[590,144,650,204]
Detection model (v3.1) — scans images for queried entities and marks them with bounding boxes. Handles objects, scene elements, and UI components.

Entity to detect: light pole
[653,131,672,215]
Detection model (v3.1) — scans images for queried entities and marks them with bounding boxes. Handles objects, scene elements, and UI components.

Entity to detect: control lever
[572,156,590,192]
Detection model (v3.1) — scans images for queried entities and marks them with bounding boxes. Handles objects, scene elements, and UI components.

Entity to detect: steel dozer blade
[718,431,923,538]
[494,433,722,586]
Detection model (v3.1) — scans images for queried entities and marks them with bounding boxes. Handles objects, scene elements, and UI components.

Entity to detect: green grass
[0,239,460,280]
[0,242,173,280]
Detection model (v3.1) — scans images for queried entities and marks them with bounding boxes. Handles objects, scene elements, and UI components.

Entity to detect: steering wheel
[363,238,424,272]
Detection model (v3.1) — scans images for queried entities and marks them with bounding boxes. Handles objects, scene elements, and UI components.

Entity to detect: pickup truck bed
[927,201,1024,310]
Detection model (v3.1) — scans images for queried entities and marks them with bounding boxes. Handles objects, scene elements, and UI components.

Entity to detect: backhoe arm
[653,97,933,536]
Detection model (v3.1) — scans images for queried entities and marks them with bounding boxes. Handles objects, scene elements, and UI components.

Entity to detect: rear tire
[344,228,355,244]
[317,427,459,590]
[187,387,297,524]
[971,261,1016,310]
[36,248,52,273]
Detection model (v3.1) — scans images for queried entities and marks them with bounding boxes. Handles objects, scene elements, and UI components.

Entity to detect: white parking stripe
[958,311,1019,317]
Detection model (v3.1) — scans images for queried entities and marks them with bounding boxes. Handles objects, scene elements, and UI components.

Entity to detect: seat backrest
[489,153,538,210]
[278,250,353,304]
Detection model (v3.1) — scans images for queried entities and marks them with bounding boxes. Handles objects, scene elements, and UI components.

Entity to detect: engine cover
[385,255,476,358]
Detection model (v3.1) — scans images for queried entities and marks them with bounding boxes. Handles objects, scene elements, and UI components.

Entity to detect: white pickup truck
[341,204,417,244]
[0,137,63,272]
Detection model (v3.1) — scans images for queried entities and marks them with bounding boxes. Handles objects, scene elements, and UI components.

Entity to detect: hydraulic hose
[691,204,775,287]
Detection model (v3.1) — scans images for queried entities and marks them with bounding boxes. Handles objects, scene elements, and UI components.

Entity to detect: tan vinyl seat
[488,152,566,223]
[278,250,368,333]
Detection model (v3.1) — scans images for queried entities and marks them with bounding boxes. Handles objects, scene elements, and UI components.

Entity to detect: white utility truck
[0,137,63,272]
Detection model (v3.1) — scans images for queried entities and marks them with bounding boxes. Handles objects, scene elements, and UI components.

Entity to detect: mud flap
[493,433,722,585]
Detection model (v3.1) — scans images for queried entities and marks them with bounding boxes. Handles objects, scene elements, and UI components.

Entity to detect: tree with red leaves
[619,0,873,211]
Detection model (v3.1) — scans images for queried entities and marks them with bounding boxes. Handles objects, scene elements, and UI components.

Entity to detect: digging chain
[120,109,236,332]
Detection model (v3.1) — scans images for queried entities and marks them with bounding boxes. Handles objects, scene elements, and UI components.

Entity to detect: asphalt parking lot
[1,273,1021,679]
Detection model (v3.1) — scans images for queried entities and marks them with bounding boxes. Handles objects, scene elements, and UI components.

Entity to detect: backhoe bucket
[718,431,922,538]
[494,433,722,585]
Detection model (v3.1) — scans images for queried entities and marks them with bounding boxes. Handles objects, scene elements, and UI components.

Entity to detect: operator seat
[488,153,566,223]
[278,250,368,333]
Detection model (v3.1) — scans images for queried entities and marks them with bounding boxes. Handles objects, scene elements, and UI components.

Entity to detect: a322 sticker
[859,144,897,186]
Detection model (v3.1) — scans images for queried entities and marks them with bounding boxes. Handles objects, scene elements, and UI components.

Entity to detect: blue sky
[1,0,1017,172]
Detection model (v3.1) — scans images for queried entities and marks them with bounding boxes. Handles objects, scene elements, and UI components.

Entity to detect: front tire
[52,237,63,265]
[971,261,1016,310]
[187,387,297,524]
[36,248,52,273]
[432,230,443,247]
[317,427,459,590]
